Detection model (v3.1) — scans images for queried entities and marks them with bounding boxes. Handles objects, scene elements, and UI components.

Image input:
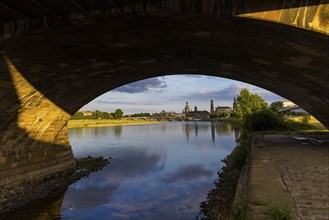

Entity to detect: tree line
[234,88,313,131]
[71,109,124,120]
[130,113,151,117]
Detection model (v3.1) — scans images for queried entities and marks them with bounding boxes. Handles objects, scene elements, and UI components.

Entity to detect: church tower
[210,99,214,114]
[184,101,191,113]
[233,95,237,111]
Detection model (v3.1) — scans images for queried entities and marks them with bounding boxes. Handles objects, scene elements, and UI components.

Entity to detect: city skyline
[80,75,286,114]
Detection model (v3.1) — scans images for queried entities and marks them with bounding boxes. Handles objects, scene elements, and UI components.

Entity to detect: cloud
[96,100,162,106]
[113,78,167,93]
[190,83,284,103]
[162,164,213,183]
[249,87,286,102]
[191,84,241,101]
[108,151,165,178]
[184,74,203,78]
[62,150,165,210]
[74,150,165,187]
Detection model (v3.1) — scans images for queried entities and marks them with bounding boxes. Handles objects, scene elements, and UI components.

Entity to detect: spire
[233,95,237,111]
[210,99,214,114]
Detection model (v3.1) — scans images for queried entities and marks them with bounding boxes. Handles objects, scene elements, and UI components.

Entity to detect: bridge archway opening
[68,71,328,130]
[71,74,292,120]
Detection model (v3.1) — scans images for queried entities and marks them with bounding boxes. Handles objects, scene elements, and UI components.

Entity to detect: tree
[270,101,283,112]
[103,112,112,119]
[93,110,104,119]
[235,88,268,121]
[71,111,84,119]
[114,109,124,119]
[131,112,151,117]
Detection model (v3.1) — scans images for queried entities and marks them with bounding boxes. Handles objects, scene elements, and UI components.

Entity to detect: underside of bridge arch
[0,14,328,200]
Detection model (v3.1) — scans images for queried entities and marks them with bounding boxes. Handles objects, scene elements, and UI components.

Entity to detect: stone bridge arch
[0,6,328,211]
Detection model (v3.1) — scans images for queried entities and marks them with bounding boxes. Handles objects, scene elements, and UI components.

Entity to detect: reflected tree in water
[114,126,122,137]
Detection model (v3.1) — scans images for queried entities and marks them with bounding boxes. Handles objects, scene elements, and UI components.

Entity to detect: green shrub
[266,201,292,220]
[230,198,246,220]
[244,109,316,132]
[283,119,315,131]
[301,115,310,124]
[244,109,286,131]
[250,199,292,220]
[228,144,248,169]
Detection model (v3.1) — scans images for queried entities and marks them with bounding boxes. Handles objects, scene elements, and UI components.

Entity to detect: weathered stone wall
[0,54,75,189]
[1,0,328,40]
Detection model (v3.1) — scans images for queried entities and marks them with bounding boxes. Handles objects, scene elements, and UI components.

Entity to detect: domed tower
[184,102,191,113]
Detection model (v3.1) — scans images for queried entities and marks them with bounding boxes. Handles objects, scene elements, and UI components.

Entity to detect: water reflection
[162,164,213,183]
[62,149,166,217]
[14,122,238,219]
[182,121,236,144]
[114,126,122,137]
[183,123,191,141]
[215,122,234,135]
[211,123,215,143]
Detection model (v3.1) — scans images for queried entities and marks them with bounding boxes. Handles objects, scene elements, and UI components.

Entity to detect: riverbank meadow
[67,119,162,128]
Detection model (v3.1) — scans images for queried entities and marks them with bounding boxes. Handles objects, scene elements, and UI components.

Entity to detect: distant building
[186,110,210,119]
[152,110,179,120]
[215,106,231,113]
[183,102,191,113]
[82,111,92,116]
[279,101,307,115]
[279,106,308,115]
[282,101,296,108]
[182,102,210,119]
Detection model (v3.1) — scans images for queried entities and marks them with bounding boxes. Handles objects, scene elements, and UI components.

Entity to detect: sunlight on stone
[239,4,329,35]
[2,52,71,144]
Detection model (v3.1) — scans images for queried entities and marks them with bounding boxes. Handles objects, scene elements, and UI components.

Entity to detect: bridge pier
[0,54,75,202]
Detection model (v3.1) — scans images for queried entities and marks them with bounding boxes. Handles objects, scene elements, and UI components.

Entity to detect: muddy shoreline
[197,157,242,219]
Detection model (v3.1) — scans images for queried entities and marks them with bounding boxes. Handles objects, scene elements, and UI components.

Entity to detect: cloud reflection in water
[162,164,214,183]
[62,122,237,219]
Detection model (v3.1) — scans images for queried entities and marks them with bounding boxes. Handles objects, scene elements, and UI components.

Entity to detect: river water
[13,121,239,220]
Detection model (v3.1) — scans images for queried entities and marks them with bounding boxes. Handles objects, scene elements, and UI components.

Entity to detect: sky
[80,75,286,115]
